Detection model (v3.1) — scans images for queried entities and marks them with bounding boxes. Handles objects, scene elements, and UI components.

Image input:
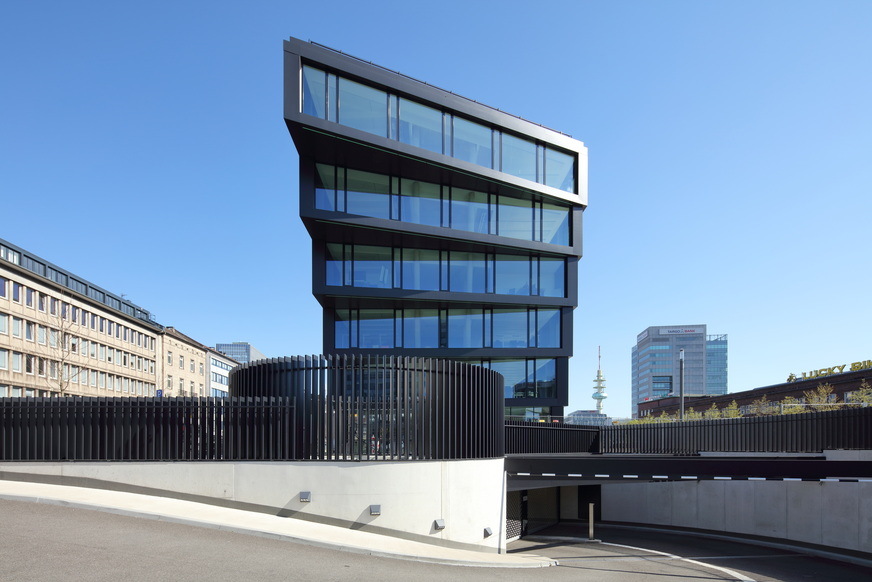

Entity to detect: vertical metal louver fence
[0,397,294,461]
[230,355,505,461]
[504,421,600,454]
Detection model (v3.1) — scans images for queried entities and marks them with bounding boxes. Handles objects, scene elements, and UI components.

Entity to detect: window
[167,351,173,364]
[199,363,204,375]
[352,245,392,289]
[179,355,184,369]
[448,252,486,293]
[25,321,34,341]
[346,168,390,219]
[545,147,575,192]
[338,77,388,137]
[0,276,6,298]
[0,314,7,335]
[302,65,328,119]
[398,99,443,154]
[12,317,22,338]
[25,354,34,374]
[167,375,173,389]
[38,293,46,312]
[12,352,22,373]
[450,189,489,234]
[501,134,537,183]
[25,288,34,307]
[0,348,7,370]
[402,309,439,348]
[190,359,194,372]
[398,178,441,228]
[453,117,492,167]
[37,325,46,345]
[12,282,21,303]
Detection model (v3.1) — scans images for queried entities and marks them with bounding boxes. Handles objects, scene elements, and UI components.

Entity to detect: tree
[779,396,805,414]
[721,400,742,418]
[804,383,837,412]
[749,395,777,416]
[850,379,872,406]
[684,407,703,421]
[703,403,722,419]
[34,296,78,395]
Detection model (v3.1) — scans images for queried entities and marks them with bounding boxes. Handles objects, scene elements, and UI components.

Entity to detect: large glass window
[302,65,326,119]
[529,359,557,398]
[398,179,441,228]
[497,196,533,241]
[353,245,392,289]
[501,134,537,183]
[315,164,339,211]
[536,309,561,348]
[449,252,486,293]
[335,310,352,349]
[492,309,528,348]
[491,360,527,399]
[326,243,344,286]
[346,169,390,219]
[447,309,484,348]
[401,249,440,291]
[494,255,530,295]
[539,258,565,297]
[0,314,6,335]
[545,148,575,192]
[453,117,492,167]
[338,78,387,137]
[450,189,488,234]
[403,309,438,348]
[398,99,442,154]
[541,202,570,245]
[358,310,394,348]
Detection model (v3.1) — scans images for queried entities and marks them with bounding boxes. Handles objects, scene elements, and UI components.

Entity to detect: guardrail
[505,420,599,454]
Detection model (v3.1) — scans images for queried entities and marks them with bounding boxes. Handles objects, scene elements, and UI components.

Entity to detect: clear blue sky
[3,1,870,417]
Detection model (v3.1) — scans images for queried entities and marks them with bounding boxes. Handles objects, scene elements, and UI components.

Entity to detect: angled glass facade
[284,38,587,418]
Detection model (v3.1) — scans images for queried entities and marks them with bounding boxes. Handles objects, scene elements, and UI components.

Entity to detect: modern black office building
[283,38,587,418]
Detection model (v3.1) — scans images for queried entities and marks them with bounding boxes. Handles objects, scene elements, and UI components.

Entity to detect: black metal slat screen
[599,407,872,455]
[505,421,601,454]
[0,355,505,462]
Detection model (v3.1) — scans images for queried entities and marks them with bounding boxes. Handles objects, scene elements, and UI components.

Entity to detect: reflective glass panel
[326,244,344,286]
[501,134,537,182]
[399,178,441,227]
[447,309,484,348]
[358,310,395,348]
[404,309,439,348]
[492,309,528,348]
[334,310,351,349]
[494,255,530,295]
[314,164,336,211]
[346,169,390,219]
[449,252,486,293]
[545,148,575,192]
[302,66,326,119]
[541,202,570,245]
[338,78,387,137]
[401,249,440,291]
[532,359,557,398]
[398,99,443,154]
[537,309,561,348]
[353,245,392,289]
[450,189,488,234]
[491,360,528,399]
[453,117,492,167]
[539,258,565,297]
[497,196,533,241]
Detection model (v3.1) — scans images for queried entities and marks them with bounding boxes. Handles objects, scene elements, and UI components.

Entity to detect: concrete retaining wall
[602,479,872,554]
[0,459,506,551]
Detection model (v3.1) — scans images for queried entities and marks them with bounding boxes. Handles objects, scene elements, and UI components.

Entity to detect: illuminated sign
[787,359,872,382]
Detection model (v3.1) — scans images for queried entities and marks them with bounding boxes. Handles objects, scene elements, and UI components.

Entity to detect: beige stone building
[161,327,208,397]
[0,240,161,398]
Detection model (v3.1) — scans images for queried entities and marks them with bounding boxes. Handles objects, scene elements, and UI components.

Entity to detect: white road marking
[601,542,756,581]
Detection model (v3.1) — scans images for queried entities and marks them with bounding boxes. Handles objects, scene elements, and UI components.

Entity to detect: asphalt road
[1,499,869,581]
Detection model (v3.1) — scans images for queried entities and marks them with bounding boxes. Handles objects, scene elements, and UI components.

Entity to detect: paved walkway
[0,479,553,568]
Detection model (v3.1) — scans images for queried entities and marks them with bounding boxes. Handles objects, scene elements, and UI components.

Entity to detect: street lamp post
[679,348,685,420]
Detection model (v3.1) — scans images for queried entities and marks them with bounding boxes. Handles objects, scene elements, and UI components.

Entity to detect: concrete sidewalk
[0,479,554,569]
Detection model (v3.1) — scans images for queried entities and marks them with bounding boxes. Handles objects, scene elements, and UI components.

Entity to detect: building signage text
[787,359,872,382]
[660,328,701,335]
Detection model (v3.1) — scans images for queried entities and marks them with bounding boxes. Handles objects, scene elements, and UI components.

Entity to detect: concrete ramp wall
[0,459,506,552]
[602,478,872,554]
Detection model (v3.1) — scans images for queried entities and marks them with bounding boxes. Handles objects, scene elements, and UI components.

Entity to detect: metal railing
[600,407,872,454]
[0,396,293,461]
[231,355,505,461]
[505,420,599,454]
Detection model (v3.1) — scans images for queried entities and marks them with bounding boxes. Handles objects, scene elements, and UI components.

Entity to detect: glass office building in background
[631,325,727,417]
[213,342,266,365]
[282,38,588,419]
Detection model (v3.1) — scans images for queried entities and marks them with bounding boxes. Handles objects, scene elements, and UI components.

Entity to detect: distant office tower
[214,342,265,365]
[631,325,727,417]
[282,38,587,419]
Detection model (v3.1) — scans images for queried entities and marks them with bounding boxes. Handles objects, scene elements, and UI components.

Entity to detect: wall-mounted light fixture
[434,519,446,530]
[299,491,311,503]
[369,504,381,516]
[483,527,493,537]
